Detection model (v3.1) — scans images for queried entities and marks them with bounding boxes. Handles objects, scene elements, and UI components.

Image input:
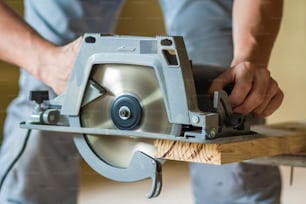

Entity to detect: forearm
[0,1,56,79]
[232,0,283,67]
[209,0,284,116]
[0,1,82,94]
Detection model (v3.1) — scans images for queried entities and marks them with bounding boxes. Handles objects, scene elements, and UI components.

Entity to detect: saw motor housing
[63,34,220,141]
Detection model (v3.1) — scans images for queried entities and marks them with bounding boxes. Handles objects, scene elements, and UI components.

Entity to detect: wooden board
[154,122,306,165]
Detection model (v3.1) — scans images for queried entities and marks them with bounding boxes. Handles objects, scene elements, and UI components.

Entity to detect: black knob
[161,38,173,46]
[30,90,49,104]
[85,36,96,43]
[225,112,245,129]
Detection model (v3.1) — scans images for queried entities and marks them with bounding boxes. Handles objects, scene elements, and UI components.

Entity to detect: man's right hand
[209,61,284,118]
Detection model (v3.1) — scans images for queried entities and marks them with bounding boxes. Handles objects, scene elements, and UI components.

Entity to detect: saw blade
[80,64,181,168]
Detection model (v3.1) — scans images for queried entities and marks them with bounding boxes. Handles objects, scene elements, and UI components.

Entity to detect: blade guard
[70,111,162,198]
[74,135,162,198]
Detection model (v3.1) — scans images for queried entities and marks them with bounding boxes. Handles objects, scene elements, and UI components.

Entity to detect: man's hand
[0,1,82,95]
[37,37,82,95]
[209,61,284,117]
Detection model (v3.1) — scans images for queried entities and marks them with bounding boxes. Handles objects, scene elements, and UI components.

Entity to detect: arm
[0,1,81,94]
[209,0,284,117]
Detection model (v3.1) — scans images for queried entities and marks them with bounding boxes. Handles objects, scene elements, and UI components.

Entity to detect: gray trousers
[0,74,80,204]
[190,163,281,204]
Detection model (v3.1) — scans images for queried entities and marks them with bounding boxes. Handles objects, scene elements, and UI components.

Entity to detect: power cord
[0,129,32,191]
[0,91,48,191]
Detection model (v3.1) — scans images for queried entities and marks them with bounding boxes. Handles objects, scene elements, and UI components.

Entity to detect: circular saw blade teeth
[80,64,181,168]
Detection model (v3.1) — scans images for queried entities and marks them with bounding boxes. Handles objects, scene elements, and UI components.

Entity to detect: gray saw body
[21,34,252,198]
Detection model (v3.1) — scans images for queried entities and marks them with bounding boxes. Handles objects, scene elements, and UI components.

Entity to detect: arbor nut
[119,106,131,120]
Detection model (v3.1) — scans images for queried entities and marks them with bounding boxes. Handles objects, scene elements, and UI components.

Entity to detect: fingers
[232,67,270,115]
[253,78,284,117]
[229,62,255,108]
[71,36,83,53]
[209,62,256,108]
[48,37,83,95]
[62,36,83,67]
[208,61,284,117]
[261,90,284,116]
[208,68,233,95]
[233,70,283,117]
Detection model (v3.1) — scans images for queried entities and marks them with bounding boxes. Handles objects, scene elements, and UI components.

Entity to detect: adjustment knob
[30,90,49,104]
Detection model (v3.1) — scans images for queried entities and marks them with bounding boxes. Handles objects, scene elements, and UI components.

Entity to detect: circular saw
[21,34,251,198]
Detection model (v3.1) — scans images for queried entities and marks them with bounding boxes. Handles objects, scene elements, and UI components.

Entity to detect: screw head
[191,115,200,124]
[207,128,217,139]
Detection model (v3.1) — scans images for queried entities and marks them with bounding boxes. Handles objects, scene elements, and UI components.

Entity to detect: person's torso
[160,0,233,66]
[24,0,124,44]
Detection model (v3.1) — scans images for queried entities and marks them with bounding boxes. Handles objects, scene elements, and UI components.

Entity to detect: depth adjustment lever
[30,91,60,125]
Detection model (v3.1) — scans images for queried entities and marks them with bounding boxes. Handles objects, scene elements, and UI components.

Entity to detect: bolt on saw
[20,34,254,198]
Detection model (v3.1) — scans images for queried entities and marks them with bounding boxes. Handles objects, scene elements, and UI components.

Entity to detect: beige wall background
[268,0,306,124]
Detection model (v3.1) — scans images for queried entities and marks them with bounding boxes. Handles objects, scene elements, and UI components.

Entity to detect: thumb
[208,69,234,96]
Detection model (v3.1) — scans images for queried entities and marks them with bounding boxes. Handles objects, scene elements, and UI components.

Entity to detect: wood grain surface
[154,122,306,165]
